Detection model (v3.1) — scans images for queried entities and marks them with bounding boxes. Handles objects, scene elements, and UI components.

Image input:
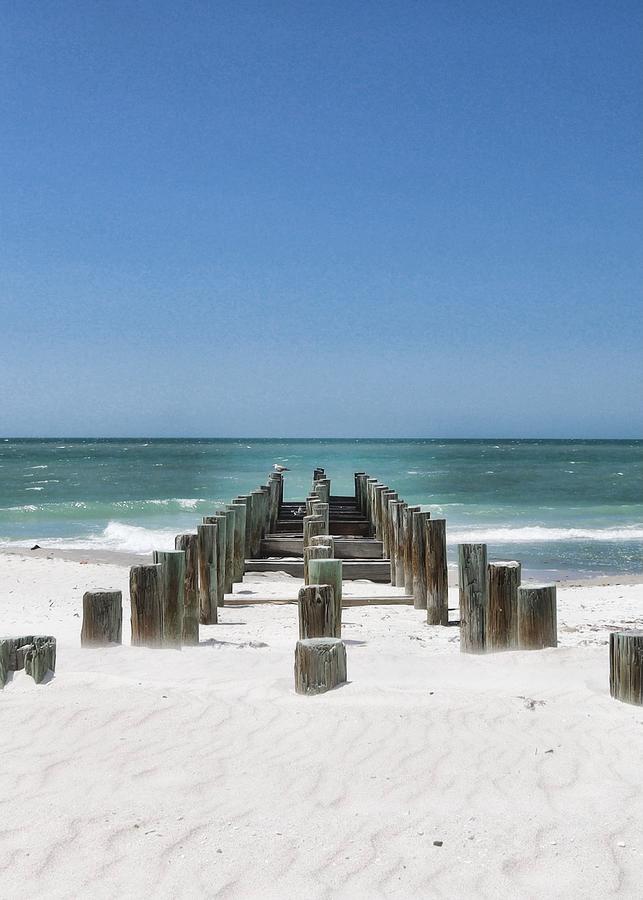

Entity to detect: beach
[1,550,642,898]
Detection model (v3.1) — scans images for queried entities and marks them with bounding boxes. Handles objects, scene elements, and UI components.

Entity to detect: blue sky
[1,0,641,437]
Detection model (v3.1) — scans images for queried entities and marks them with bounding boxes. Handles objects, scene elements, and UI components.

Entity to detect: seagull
[273,464,290,473]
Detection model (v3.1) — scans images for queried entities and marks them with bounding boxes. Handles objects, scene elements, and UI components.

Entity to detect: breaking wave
[447,525,643,543]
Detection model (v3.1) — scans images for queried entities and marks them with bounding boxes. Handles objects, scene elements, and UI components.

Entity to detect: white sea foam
[1,522,178,555]
[447,525,643,544]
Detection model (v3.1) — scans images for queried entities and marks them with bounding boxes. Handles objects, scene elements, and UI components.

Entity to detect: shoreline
[2,545,642,589]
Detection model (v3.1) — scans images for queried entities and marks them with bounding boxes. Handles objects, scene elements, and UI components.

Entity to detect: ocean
[1,438,641,578]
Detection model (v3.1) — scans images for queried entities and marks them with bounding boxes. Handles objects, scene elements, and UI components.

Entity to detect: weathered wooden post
[237,493,253,558]
[308,558,342,637]
[153,550,185,649]
[354,472,367,514]
[391,501,407,588]
[304,543,333,583]
[1,636,57,687]
[260,483,271,537]
[373,484,388,540]
[22,638,56,683]
[230,499,247,582]
[403,505,420,595]
[310,534,335,554]
[249,490,265,558]
[130,563,163,647]
[298,584,336,639]
[487,561,521,650]
[610,631,643,706]
[366,478,378,535]
[458,543,488,653]
[425,518,449,626]
[303,514,325,547]
[412,510,430,610]
[175,533,199,644]
[268,472,282,531]
[517,584,557,650]
[388,500,401,585]
[294,638,347,694]
[221,507,236,594]
[81,590,122,646]
[197,523,218,625]
[315,479,331,503]
[204,513,227,606]
[311,501,329,533]
[382,490,398,561]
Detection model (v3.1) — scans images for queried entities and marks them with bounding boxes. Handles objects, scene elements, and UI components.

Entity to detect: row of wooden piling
[80,472,284,650]
[355,472,449,624]
[458,545,557,652]
[72,463,642,707]
[356,471,559,655]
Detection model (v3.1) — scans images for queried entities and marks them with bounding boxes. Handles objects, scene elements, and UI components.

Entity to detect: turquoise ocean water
[0,438,641,577]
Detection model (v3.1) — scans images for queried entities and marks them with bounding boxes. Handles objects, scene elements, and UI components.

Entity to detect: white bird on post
[273,464,290,473]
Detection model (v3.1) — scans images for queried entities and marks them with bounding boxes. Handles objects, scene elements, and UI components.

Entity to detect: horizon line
[2,436,642,442]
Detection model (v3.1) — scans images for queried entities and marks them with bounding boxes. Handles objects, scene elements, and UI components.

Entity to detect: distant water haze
[0,438,641,578]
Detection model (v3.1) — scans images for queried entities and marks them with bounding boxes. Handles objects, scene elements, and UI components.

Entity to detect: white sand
[1,552,642,898]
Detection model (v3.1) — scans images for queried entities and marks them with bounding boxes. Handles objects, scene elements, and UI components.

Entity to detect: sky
[1,0,641,438]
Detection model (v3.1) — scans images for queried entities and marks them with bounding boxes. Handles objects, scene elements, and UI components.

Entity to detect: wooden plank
[243,559,391,581]
[222,594,415,607]
[260,536,384,559]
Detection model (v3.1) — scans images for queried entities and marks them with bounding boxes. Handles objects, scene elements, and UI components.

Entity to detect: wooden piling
[311,501,329,533]
[23,637,57,684]
[1,635,57,688]
[517,584,557,650]
[354,472,367,515]
[249,490,265,558]
[609,630,643,706]
[222,507,236,594]
[314,479,330,503]
[130,563,163,647]
[458,543,488,653]
[425,518,448,626]
[303,514,325,548]
[197,523,218,625]
[294,638,347,695]
[230,500,247,581]
[268,473,282,531]
[81,590,122,646]
[304,543,333,583]
[298,584,336,639]
[260,485,271,542]
[373,484,388,540]
[391,501,407,588]
[388,500,400,585]
[308,558,342,638]
[411,510,430,610]
[237,493,253,557]
[403,505,420,595]
[310,534,335,554]
[487,561,521,650]
[382,490,398,560]
[175,533,199,644]
[366,478,379,534]
[153,550,185,649]
[204,514,227,607]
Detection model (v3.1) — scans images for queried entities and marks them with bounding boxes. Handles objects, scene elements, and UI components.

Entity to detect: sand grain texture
[1,553,642,899]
